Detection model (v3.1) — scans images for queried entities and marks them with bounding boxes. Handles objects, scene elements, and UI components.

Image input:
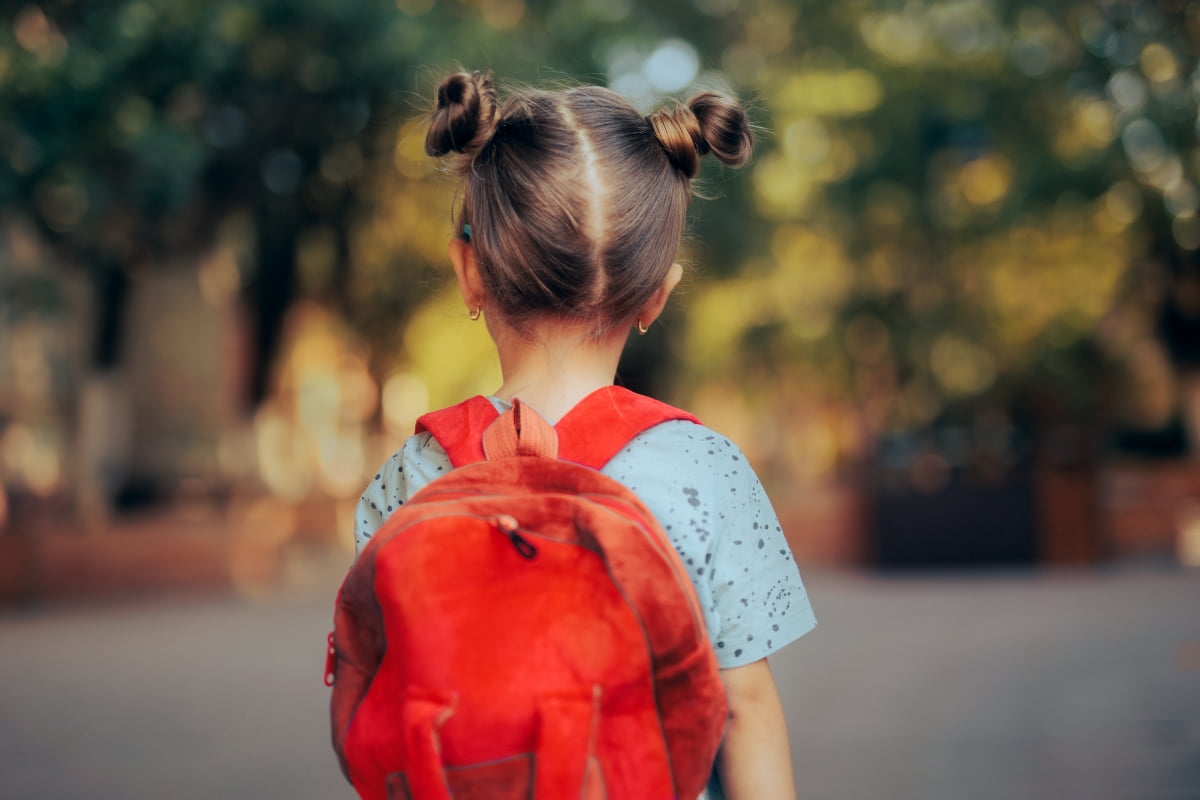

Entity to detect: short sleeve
[602,422,816,670]
[706,461,817,668]
[354,432,454,554]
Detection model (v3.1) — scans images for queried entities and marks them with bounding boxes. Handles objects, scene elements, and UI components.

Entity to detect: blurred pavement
[0,553,1197,800]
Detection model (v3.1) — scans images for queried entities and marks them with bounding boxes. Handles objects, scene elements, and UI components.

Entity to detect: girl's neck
[489,319,627,423]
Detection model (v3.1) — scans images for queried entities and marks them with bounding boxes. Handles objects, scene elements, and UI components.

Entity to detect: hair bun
[425,70,497,157]
[688,91,754,167]
[647,91,753,178]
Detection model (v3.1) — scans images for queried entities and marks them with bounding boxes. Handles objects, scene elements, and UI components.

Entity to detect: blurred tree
[1,0,442,516]
[678,0,1200,470]
[1,0,426,402]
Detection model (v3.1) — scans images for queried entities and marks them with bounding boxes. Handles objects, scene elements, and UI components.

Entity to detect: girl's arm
[716,657,797,800]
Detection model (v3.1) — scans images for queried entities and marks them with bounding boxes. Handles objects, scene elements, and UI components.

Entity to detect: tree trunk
[75,265,132,528]
[245,200,300,410]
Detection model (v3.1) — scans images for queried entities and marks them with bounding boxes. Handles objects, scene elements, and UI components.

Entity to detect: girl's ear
[449,237,485,314]
[637,262,684,329]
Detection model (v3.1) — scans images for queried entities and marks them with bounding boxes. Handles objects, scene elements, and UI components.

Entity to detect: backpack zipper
[491,514,538,559]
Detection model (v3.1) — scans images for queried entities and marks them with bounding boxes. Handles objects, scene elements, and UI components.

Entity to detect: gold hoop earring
[637,318,648,335]
[469,306,482,321]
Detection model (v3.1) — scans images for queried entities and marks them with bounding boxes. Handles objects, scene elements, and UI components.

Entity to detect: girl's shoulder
[607,418,755,483]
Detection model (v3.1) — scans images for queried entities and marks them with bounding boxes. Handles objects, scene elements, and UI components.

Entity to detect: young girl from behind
[355,70,817,800]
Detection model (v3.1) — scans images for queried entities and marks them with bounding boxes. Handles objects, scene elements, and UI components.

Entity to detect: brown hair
[425,70,754,335]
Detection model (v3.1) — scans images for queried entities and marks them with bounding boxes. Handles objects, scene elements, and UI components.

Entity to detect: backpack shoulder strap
[414,396,499,468]
[555,386,699,469]
[415,386,699,470]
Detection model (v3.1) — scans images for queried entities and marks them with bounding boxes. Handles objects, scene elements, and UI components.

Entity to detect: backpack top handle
[482,399,559,461]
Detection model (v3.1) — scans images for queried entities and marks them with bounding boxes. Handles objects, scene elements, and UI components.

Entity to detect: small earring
[637,318,648,335]
[469,306,482,321]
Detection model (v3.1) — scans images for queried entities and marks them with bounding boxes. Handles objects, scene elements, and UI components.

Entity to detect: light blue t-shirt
[354,397,817,798]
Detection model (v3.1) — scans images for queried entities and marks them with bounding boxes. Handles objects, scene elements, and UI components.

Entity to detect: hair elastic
[462,223,472,242]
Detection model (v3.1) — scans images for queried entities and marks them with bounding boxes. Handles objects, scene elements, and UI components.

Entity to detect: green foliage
[678,0,1199,435]
[1,1,413,262]
[2,0,1197,435]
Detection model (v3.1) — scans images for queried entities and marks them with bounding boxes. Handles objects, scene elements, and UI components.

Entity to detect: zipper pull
[492,514,538,560]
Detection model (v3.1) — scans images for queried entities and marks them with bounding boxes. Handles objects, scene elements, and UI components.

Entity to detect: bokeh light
[1,0,1198,584]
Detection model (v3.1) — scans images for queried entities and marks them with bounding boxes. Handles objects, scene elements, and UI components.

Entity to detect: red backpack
[326,387,727,800]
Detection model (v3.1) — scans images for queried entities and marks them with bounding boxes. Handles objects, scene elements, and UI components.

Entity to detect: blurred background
[0,1,1198,798]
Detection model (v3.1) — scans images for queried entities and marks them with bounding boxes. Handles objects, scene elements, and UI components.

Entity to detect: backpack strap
[413,395,497,468]
[555,386,700,469]
[415,385,699,469]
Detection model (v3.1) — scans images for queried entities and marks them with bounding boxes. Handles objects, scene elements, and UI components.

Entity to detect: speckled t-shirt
[353,397,817,799]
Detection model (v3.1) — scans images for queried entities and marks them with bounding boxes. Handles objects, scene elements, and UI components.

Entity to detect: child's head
[425,70,753,338]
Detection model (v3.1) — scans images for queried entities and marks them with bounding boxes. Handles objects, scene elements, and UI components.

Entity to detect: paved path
[772,567,1200,800]
[1,556,1197,799]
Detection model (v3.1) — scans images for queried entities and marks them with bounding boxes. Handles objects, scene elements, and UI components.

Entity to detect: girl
[354,70,817,800]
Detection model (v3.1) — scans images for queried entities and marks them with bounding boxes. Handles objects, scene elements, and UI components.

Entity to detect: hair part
[425,70,754,337]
